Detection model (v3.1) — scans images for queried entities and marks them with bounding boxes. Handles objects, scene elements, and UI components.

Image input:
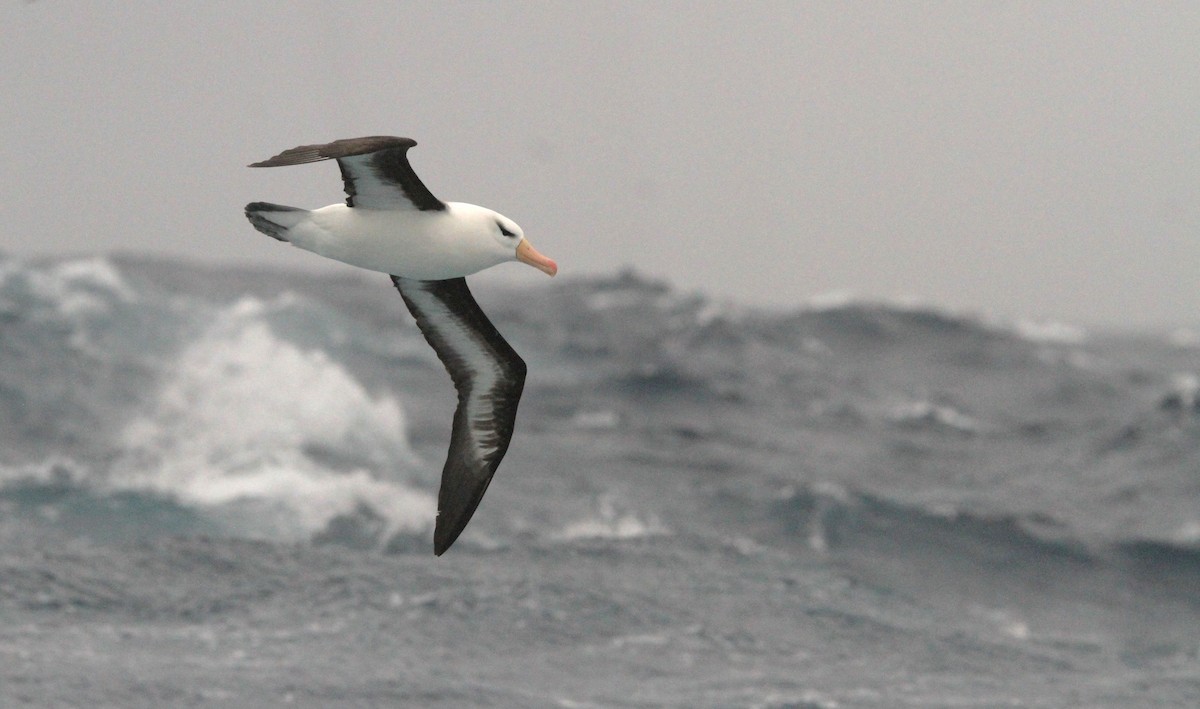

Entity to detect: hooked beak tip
[516,239,558,277]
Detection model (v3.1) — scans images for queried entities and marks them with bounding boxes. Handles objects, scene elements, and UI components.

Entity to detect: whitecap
[557,495,668,541]
[888,400,980,434]
[34,257,136,318]
[568,409,621,431]
[114,298,433,543]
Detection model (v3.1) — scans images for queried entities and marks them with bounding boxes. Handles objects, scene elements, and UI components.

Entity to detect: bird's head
[493,216,557,277]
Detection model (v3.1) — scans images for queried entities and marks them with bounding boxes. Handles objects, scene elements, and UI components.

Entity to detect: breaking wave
[0,256,433,547]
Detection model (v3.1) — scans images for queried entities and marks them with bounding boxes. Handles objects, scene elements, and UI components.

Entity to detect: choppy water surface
[1,255,1197,707]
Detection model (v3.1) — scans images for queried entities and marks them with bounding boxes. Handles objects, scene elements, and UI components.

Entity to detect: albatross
[244,136,557,555]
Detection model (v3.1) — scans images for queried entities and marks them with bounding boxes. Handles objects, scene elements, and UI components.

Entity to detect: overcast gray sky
[2,1,1197,328]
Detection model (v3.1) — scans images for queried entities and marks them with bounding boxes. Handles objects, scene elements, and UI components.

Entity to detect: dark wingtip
[433,519,464,556]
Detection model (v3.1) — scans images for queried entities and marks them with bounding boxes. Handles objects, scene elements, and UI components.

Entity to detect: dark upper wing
[249,136,446,211]
[390,276,527,555]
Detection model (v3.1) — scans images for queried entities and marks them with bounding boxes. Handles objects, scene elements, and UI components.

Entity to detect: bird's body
[255,201,527,280]
[245,136,556,555]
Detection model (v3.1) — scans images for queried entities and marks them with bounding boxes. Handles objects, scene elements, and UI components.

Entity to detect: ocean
[0,254,1197,707]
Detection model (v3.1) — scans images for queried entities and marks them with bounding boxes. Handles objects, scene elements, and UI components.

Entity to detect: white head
[488,212,558,277]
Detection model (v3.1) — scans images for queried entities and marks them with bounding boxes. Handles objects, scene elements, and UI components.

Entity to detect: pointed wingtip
[433,519,465,556]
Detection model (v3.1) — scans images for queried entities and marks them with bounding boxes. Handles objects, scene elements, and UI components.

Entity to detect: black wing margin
[390,276,527,555]
[249,136,446,211]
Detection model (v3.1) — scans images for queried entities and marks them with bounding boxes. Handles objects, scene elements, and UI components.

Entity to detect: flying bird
[245,136,557,555]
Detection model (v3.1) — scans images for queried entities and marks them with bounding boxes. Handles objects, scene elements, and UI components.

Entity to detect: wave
[1116,538,1200,574]
[0,256,434,548]
[0,255,136,321]
[0,458,217,542]
[745,483,1200,587]
[530,273,1085,411]
[799,292,1000,339]
[112,295,434,546]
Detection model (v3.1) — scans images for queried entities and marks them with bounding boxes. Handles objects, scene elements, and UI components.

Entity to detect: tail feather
[244,202,307,242]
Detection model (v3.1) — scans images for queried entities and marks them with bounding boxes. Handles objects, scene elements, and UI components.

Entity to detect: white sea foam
[0,456,91,487]
[32,257,136,318]
[115,297,434,541]
[0,257,139,352]
[557,495,668,541]
[888,400,980,433]
[568,409,621,431]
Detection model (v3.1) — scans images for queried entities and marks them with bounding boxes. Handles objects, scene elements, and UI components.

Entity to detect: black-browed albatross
[245,136,557,555]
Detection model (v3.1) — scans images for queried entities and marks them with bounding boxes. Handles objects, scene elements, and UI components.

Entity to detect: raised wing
[391,276,527,555]
[249,136,446,211]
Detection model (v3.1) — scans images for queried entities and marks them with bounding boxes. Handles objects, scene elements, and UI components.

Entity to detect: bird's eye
[497,222,516,238]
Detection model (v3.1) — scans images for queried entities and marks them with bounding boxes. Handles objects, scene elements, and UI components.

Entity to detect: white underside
[399,284,505,464]
[285,202,516,280]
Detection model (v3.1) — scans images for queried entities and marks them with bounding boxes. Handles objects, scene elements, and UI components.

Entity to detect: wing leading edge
[249,136,446,211]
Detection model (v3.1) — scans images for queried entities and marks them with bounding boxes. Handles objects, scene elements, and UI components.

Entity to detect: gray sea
[1,255,1197,707]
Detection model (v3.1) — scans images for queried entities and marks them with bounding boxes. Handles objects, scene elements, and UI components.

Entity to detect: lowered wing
[391,276,527,555]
